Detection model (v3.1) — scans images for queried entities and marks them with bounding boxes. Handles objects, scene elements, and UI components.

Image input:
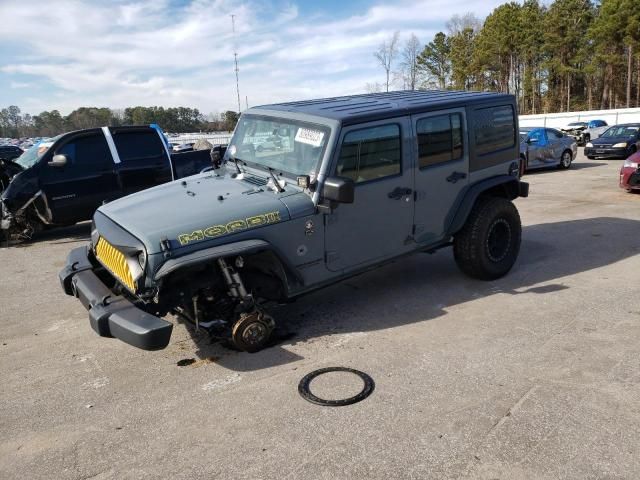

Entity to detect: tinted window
[474,105,515,155]
[417,113,463,168]
[529,129,545,143]
[112,130,164,162]
[56,134,112,173]
[336,124,401,183]
[547,128,563,139]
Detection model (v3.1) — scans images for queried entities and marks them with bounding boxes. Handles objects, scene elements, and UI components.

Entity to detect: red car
[620,150,640,192]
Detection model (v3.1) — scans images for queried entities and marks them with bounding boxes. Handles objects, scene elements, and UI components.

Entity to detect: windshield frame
[225,113,334,180]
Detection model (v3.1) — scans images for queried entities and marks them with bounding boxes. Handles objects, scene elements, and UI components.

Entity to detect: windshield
[14,135,61,169]
[227,114,331,177]
[600,126,639,138]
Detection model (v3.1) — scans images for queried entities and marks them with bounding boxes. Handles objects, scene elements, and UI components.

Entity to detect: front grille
[95,237,136,292]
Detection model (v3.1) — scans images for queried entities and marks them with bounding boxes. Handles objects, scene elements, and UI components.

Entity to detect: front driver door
[40,131,118,224]
[324,118,415,272]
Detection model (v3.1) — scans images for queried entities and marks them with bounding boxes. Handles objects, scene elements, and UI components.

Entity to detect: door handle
[388,187,412,200]
[446,171,467,183]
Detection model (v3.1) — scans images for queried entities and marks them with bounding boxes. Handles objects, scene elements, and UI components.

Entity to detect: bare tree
[446,12,481,36]
[399,33,421,90]
[365,82,384,93]
[374,31,400,92]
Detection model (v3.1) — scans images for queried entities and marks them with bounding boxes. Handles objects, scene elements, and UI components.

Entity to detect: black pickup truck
[0,125,225,241]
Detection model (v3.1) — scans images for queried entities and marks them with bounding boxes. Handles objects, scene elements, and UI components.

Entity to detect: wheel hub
[242,319,268,346]
[486,218,511,262]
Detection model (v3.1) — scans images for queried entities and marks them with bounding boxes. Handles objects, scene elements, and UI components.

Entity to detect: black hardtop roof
[252,90,514,124]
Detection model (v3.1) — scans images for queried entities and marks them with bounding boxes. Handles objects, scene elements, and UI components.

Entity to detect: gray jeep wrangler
[60,91,529,352]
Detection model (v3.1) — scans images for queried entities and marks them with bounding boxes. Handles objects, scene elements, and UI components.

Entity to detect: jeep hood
[97,171,292,254]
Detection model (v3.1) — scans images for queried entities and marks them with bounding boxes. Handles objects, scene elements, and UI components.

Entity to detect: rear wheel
[559,150,572,169]
[453,197,522,280]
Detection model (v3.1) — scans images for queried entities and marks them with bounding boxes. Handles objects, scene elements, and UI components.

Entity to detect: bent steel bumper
[59,246,172,350]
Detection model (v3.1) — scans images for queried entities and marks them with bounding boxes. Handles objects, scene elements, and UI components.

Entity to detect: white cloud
[0,0,505,115]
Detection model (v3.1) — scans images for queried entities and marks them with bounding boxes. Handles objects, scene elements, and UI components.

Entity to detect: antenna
[231,14,241,114]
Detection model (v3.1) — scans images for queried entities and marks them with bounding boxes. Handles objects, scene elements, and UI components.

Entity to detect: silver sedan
[520,127,578,172]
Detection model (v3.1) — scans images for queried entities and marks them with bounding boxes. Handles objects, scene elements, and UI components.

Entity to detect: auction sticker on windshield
[295,128,324,147]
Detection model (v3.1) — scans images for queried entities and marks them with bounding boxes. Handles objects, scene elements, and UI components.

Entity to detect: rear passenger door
[111,127,172,196]
[324,118,415,272]
[546,128,565,162]
[412,109,468,245]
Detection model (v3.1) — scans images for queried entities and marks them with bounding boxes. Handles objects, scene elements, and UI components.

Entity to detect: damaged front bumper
[59,246,172,350]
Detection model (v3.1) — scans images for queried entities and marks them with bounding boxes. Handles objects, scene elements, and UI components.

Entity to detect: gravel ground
[1,150,639,479]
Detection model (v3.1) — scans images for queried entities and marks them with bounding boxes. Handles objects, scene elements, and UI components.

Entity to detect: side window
[336,124,401,184]
[474,105,515,156]
[56,134,112,173]
[112,130,164,162]
[529,129,545,143]
[417,113,463,168]
[547,128,563,139]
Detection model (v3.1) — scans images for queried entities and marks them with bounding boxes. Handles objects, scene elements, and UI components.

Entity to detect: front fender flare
[153,239,303,286]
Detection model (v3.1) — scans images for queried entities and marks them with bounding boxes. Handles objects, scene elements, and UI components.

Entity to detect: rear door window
[417,113,463,168]
[547,128,563,139]
[112,130,165,162]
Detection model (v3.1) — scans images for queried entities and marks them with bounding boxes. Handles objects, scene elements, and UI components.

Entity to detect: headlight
[586,142,593,148]
[613,142,629,148]
[624,158,639,168]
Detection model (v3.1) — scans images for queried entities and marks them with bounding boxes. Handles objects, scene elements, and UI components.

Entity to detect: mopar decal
[178,211,281,245]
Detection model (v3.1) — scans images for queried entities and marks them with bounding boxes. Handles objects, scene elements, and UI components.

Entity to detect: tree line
[373,0,640,114]
[0,106,240,139]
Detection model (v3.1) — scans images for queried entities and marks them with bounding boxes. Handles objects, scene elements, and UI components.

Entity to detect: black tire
[558,150,572,169]
[453,197,522,280]
[587,155,595,160]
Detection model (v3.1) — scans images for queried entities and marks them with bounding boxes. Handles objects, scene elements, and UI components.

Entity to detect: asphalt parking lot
[1,150,639,479]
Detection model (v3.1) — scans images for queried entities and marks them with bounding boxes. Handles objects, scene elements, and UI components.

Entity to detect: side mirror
[48,154,68,167]
[322,176,354,204]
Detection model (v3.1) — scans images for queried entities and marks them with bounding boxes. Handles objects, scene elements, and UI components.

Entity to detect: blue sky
[0,0,506,116]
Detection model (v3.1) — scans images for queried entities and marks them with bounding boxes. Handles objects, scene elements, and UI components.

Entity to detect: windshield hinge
[160,236,172,259]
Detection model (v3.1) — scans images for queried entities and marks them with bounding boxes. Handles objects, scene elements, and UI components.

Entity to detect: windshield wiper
[267,167,285,192]
[231,157,243,174]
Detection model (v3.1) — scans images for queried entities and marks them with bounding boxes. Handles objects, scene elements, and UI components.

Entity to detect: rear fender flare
[446,175,527,236]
